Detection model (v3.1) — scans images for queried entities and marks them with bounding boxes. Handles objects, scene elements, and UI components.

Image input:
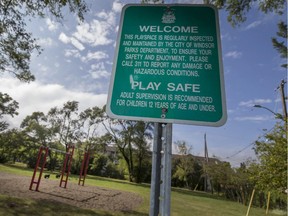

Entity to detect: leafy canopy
[251,123,287,193]
[0,93,19,131]
[0,0,88,82]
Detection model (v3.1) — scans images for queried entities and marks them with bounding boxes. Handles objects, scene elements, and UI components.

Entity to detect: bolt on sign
[106,4,227,126]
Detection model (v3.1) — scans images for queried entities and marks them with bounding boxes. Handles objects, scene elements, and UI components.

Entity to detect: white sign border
[106,4,227,127]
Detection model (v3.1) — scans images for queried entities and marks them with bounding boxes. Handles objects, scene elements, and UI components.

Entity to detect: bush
[0,154,9,164]
[88,154,124,179]
[104,162,124,179]
[89,154,108,176]
[26,154,47,169]
[26,155,38,168]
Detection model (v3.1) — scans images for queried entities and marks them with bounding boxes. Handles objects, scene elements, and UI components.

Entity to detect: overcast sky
[1,0,286,166]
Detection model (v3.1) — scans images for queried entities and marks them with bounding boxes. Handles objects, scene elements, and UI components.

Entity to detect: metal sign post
[150,122,172,216]
[106,4,227,216]
[160,123,172,216]
[150,123,162,216]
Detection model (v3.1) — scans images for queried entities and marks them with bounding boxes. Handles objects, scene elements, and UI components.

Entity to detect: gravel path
[0,172,143,212]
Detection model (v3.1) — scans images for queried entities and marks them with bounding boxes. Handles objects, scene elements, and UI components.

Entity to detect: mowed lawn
[0,163,283,216]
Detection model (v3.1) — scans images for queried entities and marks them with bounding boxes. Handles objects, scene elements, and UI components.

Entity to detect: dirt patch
[0,172,143,212]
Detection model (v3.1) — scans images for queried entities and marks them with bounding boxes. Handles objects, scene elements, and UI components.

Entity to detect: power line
[225,143,254,159]
[224,126,274,160]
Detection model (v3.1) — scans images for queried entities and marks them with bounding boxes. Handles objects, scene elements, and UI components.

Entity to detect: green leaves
[0,0,88,82]
[252,123,287,193]
[0,93,19,131]
[210,0,286,27]
[272,21,287,68]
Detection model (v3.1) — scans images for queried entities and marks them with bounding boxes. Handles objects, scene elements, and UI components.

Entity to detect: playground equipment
[59,145,75,188]
[78,151,90,186]
[29,146,49,191]
[29,145,75,191]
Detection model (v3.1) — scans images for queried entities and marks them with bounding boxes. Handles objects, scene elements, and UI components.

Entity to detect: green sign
[106,4,227,126]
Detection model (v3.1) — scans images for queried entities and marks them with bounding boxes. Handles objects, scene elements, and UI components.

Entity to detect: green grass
[0,163,285,216]
[0,194,106,216]
[0,162,33,176]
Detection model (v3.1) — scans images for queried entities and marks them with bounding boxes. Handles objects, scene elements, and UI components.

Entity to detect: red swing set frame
[29,145,75,191]
[78,151,90,186]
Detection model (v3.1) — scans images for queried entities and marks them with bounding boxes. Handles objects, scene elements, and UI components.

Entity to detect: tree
[210,0,287,67]
[0,1,88,134]
[230,163,254,205]
[47,101,80,150]
[0,0,88,82]
[103,119,135,182]
[78,106,105,150]
[251,123,287,194]
[204,161,233,195]
[20,111,67,170]
[77,106,113,176]
[103,118,153,182]
[272,21,287,68]
[0,129,33,164]
[208,0,286,27]
[172,141,196,189]
[132,121,153,183]
[175,140,192,155]
[0,129,19,163]
[20,112,50,146]
[0,92,19,131]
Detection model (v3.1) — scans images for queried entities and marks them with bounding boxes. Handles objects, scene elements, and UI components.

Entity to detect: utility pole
[278,79,287,120]
[204,133,209,192]
[204,133,209,163]
[277,79,287,132]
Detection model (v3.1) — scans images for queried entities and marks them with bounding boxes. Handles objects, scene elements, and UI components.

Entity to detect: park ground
[0,163,286,216]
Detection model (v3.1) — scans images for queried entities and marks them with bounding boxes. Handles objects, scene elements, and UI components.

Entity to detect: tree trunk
[136,155,143,183]
[119,148,134,182]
